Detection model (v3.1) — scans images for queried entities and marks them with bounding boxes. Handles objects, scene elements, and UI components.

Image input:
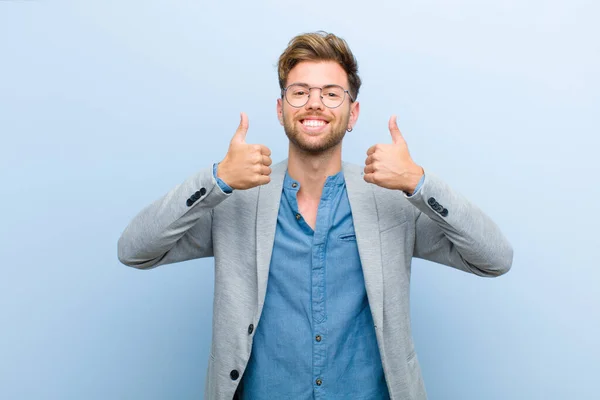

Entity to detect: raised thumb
[232,112,249,143]
[388,115,403,144]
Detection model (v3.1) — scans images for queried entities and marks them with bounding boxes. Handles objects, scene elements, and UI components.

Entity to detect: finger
[262,155,272,166]
[363,173,374,184]
[364,164,376,174]
[232,112,249,143]
[260,165,272,175]
[366,145,377,156]
[256,175,271,186]
[388,115,404,144]
[260,145,271,156]
[365,154,375,165]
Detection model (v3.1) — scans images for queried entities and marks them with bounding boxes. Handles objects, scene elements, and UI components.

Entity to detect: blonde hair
[278,31,361,100]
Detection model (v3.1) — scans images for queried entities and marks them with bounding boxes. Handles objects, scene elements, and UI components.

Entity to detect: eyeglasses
[282,83,354,109]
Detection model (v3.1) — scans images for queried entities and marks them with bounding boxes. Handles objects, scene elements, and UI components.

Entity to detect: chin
[283,119,347,154]
[290,133,344,154]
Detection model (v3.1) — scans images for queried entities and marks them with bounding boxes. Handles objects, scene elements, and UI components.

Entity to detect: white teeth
[302,120,326,127]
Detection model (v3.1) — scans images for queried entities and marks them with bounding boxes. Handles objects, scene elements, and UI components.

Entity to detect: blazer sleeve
[117,166,231,269]
[406,171,513,277]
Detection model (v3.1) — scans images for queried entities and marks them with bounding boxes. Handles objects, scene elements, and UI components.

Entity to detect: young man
[118,31,513,400]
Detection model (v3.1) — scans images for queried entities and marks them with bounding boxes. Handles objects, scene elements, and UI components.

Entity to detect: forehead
[286,61,349,88]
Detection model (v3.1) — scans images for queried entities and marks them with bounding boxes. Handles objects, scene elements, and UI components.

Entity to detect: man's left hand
[363,115,424,193]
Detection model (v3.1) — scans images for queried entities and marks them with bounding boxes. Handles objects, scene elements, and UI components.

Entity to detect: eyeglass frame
[281,83,355,109]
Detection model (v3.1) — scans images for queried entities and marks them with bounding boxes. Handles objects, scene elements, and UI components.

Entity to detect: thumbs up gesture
[217,112,272,190]
[363,115,424,193]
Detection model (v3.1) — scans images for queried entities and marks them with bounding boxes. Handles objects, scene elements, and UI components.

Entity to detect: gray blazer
[118,160,513,400]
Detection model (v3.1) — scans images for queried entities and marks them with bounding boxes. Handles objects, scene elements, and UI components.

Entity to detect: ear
[276,98,284,126]
[348,101,360,131]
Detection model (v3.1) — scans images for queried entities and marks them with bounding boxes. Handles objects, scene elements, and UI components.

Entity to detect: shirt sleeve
[406,174,425,197]
[213,163,234,194]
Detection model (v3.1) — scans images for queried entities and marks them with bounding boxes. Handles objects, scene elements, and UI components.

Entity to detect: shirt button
[316,378,323,386]
[295,213,301,220]
[315,335,322,342]
[248,324,254,335]
[230,370,240,380]
[291,182,298,188]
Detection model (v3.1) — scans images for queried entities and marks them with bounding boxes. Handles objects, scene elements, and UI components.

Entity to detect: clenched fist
[217,112,272,190]
[363,115,424,193]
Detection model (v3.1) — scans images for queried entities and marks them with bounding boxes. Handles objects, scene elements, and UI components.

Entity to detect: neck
[287,143,342,200]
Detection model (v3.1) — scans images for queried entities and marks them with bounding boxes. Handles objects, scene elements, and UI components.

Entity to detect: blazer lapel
[343,162,384,330]
[255,159,287,313]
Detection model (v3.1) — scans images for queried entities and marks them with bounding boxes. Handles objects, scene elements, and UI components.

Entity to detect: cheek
[282,107,297,122]
[333,109,350,124]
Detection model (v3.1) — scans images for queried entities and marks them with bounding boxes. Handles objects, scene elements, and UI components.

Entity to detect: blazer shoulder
[341,161,363,176]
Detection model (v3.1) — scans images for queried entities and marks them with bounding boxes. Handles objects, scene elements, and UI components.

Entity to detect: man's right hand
[216,112,272,190]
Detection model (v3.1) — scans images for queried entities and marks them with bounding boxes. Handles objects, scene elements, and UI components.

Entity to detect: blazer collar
[255,159,287,314]
[343,162,384,330]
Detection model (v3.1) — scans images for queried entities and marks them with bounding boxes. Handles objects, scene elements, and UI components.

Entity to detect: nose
[305,88,324,111]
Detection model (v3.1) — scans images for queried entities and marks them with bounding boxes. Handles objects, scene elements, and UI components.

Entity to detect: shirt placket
[311,180,335,399]
[287,175,340,398]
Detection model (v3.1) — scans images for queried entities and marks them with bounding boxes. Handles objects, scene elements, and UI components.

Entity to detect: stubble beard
[282,111,350,155]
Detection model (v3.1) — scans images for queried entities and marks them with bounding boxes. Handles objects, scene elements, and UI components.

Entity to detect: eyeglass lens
[285,85,347,108]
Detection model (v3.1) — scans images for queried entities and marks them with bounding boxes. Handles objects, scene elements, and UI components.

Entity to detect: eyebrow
[290,82,342,89]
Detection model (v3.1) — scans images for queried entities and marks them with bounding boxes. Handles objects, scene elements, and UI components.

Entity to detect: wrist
[403,165,424,194]
[216,160,228,182]
[215,161,235,193]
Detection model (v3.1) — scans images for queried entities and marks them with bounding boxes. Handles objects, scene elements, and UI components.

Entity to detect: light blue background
[1,1,598,399]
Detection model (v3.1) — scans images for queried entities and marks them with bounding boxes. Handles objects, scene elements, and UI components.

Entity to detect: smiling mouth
[300,119,328,128]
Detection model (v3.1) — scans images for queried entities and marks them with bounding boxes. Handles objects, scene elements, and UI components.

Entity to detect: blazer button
[230,370,239,380]
[441,208,448,217]
[427,197,436,206]
[191,192,200,201]
[248,324,254,335]
[199,187,206,196]
[186,198,194,207]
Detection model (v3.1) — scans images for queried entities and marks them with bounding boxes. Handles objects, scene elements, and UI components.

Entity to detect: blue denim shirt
[212,164,423,399]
